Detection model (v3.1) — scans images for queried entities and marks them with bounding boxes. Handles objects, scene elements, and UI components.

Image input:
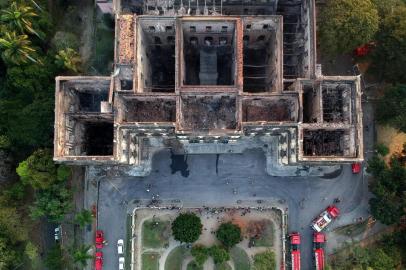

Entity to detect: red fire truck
[289,232,301,270]
[311,205,340,232]
[313,232,326,270]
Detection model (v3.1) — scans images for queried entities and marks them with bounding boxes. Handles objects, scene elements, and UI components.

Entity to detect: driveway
[96,148,367,270]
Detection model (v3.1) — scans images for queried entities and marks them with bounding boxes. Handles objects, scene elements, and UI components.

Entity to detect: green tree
[57,165,71,181]
[253,250,276,270]
[0,236,21,270]
[216,223,241,248]
[24,241,39,264]
[368,153,406,225]
[368,248,395,270]
[0,60,57,151]
[366,154,387,176]
[0,1,39,36]
[16,149,57,189]
[0,31,37,64]
[319,0,379,56]
[2,182,26,203]
[208,246,229,264]
[55,48,81,73]
[74,209,93,228]
[375,143,389,156]
[30,181,73,222]
[376,85,406,132]
[172,213,202,243]
[372,4,406,83]
[45,245,65,270]
[72,245,93,267]
[0,206,28,243]
[191,245,209,266]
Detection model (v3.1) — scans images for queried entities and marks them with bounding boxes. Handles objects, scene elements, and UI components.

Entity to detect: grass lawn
[142,219,171,248]
[164,246,189,270]
[230,247,251,270]
[215,262,232,270]
[252,220,274,247]
[142,252,160,270]
[377,125,406,164]
[187,261,204,270]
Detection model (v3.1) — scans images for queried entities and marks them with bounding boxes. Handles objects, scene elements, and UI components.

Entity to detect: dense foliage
[216,222,242,248]
[376,85,406,132]
[172,213,203,243]
[16,149,57,189]
[372,3,406,83]
[329,230,406,270]
[367,145,406,225]
[74,209,93,228]
[319,0,379,56]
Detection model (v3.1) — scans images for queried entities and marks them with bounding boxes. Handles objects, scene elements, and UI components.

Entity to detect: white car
[119,257,125,270]
[54,227,61,242]
[117,239,124,254]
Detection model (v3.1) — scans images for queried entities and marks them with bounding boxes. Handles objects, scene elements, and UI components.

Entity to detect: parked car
[117,239,124,254]
[352,162,361,174]
[54,226,61,242]
[95,251,103,270]
[96,230,104,249]
[119,257,125,270]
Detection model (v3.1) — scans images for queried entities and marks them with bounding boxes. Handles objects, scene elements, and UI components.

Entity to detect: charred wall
[137,18,176,92]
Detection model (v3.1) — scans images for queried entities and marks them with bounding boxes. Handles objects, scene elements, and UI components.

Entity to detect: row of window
[146,23,272,33]
[149,34,266,45]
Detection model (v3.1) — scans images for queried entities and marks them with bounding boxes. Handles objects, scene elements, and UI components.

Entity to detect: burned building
[54,0,363,169]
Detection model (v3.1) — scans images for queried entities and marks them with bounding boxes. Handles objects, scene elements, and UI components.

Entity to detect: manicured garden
[142,252,160,270]
[142,218,171,248]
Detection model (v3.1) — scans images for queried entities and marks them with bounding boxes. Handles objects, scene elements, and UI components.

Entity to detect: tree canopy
[367,145,406,225]
[216,222,242,248]
[330,245,397,270]
[29,180,73,222]
[74,209,93,228]
[0,31,37,64]
[16,149,56,189]
[0,1,39,37]
[372,4,406,83]
[376,85,406,132]
[319,0,379,56]
[172,213,202,243]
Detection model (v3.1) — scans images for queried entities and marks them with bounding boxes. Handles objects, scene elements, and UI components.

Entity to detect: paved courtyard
[95,148,368,270]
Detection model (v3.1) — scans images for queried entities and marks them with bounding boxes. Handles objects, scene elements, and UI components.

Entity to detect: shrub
[253,250,276,270]
[208,246,230,264]
[191,245,209,266]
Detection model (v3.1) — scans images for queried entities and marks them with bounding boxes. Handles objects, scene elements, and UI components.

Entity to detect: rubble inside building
[54,0,363,167]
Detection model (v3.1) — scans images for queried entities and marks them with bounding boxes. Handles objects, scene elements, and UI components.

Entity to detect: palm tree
[1,1,40,37]
[72,245,93,267]
[55,48,81,73]
[74,209,93,228]
[0,31,37,64]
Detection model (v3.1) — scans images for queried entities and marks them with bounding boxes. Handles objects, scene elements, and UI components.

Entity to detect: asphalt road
[97,148,366,270]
